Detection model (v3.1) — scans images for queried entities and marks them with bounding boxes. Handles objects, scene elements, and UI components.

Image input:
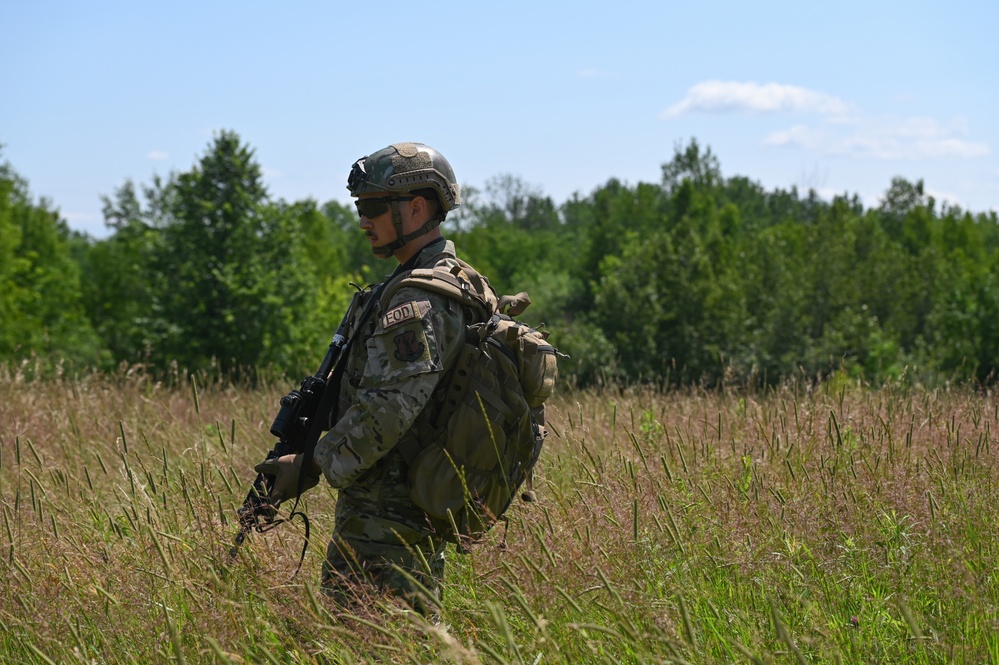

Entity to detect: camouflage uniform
[314,237,466,615]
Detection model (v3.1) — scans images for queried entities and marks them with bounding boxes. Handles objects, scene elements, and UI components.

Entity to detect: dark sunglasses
[354,196,415,219]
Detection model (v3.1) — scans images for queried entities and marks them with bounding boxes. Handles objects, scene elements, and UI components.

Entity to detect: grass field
[1,368,998,663]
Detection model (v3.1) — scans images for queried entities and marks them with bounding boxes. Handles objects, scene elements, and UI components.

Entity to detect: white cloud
[830,117,989,159]
[262,167,283,178]
[767,115,989,160]
[764,124,824,150]
[925,187,966,209]
[661,80,850,118]
[147,150,169,161]
[894,116,949,138]
[664,80,990,163]
[913,139,989,159]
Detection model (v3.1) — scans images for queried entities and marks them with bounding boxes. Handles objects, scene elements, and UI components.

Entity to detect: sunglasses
[354,196,416,219]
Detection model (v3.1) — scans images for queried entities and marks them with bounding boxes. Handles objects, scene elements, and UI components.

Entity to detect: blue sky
[4,1,997,238]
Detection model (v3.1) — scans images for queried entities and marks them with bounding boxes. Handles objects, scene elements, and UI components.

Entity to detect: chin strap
[372,200,444,258]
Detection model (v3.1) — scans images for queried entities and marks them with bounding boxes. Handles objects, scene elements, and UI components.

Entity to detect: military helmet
[347,142,461,213]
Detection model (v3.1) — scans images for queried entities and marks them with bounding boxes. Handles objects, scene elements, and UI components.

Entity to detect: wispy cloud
[904,139,988,159]
[925,187,967,209]
[661,80,850,118]
[664,79,990,167]
[764,124,825,150]
[769,115,989,160]
[147,150,169,161]
[262,167,283,178]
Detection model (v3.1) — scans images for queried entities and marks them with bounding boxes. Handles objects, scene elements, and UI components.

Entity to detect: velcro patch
[381,301,422,329]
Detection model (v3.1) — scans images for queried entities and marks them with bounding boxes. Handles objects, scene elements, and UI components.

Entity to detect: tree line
[3,131,999,386]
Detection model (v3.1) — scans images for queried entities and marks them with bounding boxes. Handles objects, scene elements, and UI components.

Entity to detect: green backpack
[383,258,560,548]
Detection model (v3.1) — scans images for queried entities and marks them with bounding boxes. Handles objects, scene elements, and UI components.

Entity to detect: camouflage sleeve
[314,286,465,488]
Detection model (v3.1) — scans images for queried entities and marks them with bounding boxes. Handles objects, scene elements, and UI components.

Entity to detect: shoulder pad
[382,260,498,316]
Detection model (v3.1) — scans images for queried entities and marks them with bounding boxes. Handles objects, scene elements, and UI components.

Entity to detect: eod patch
[381,301,422,329]
[379,299,431,366]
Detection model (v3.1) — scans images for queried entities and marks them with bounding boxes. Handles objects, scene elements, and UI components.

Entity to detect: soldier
[254,142,467,618]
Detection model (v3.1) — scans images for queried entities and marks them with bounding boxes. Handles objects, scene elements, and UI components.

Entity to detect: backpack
[382,258,560,548]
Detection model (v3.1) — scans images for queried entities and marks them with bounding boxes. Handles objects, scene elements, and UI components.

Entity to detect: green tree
[77,180,160,365]
[661,138,721,196]
[0,155,102,367]
[0,161,31,357]
[82,132,325,377]
[152,132,316,375]
[451,175,567,293]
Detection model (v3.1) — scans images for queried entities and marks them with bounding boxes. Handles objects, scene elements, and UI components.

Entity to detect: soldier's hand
[254,454,321,504]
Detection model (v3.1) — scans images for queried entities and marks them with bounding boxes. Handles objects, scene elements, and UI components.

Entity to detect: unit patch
[381,301,421,329]
[393,330,426,362]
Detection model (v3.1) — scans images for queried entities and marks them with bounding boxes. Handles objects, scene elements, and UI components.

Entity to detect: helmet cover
[347,142,460,213]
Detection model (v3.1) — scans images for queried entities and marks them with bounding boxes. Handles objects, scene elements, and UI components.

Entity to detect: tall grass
[1,367,997,663]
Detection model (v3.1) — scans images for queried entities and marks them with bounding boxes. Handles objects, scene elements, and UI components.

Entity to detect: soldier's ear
[409,195,429,223]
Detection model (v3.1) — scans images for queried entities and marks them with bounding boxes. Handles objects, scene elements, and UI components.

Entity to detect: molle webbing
[378,257,497,318]
[379,255,498,469]
[378,250,557,545]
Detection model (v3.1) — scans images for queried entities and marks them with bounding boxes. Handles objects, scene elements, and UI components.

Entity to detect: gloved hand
[254,454,322,504]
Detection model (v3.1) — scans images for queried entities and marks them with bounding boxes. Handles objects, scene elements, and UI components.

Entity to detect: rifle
[229,288,368,560]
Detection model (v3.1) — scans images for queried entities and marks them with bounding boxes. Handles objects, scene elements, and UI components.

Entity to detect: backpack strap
[380,259,496,320]
[378,254,491,467]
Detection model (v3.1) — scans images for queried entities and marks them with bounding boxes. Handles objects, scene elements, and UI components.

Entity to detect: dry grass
[2,367,998,663]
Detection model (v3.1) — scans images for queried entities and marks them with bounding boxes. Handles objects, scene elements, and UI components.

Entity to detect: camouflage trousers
[321,533,446,619]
